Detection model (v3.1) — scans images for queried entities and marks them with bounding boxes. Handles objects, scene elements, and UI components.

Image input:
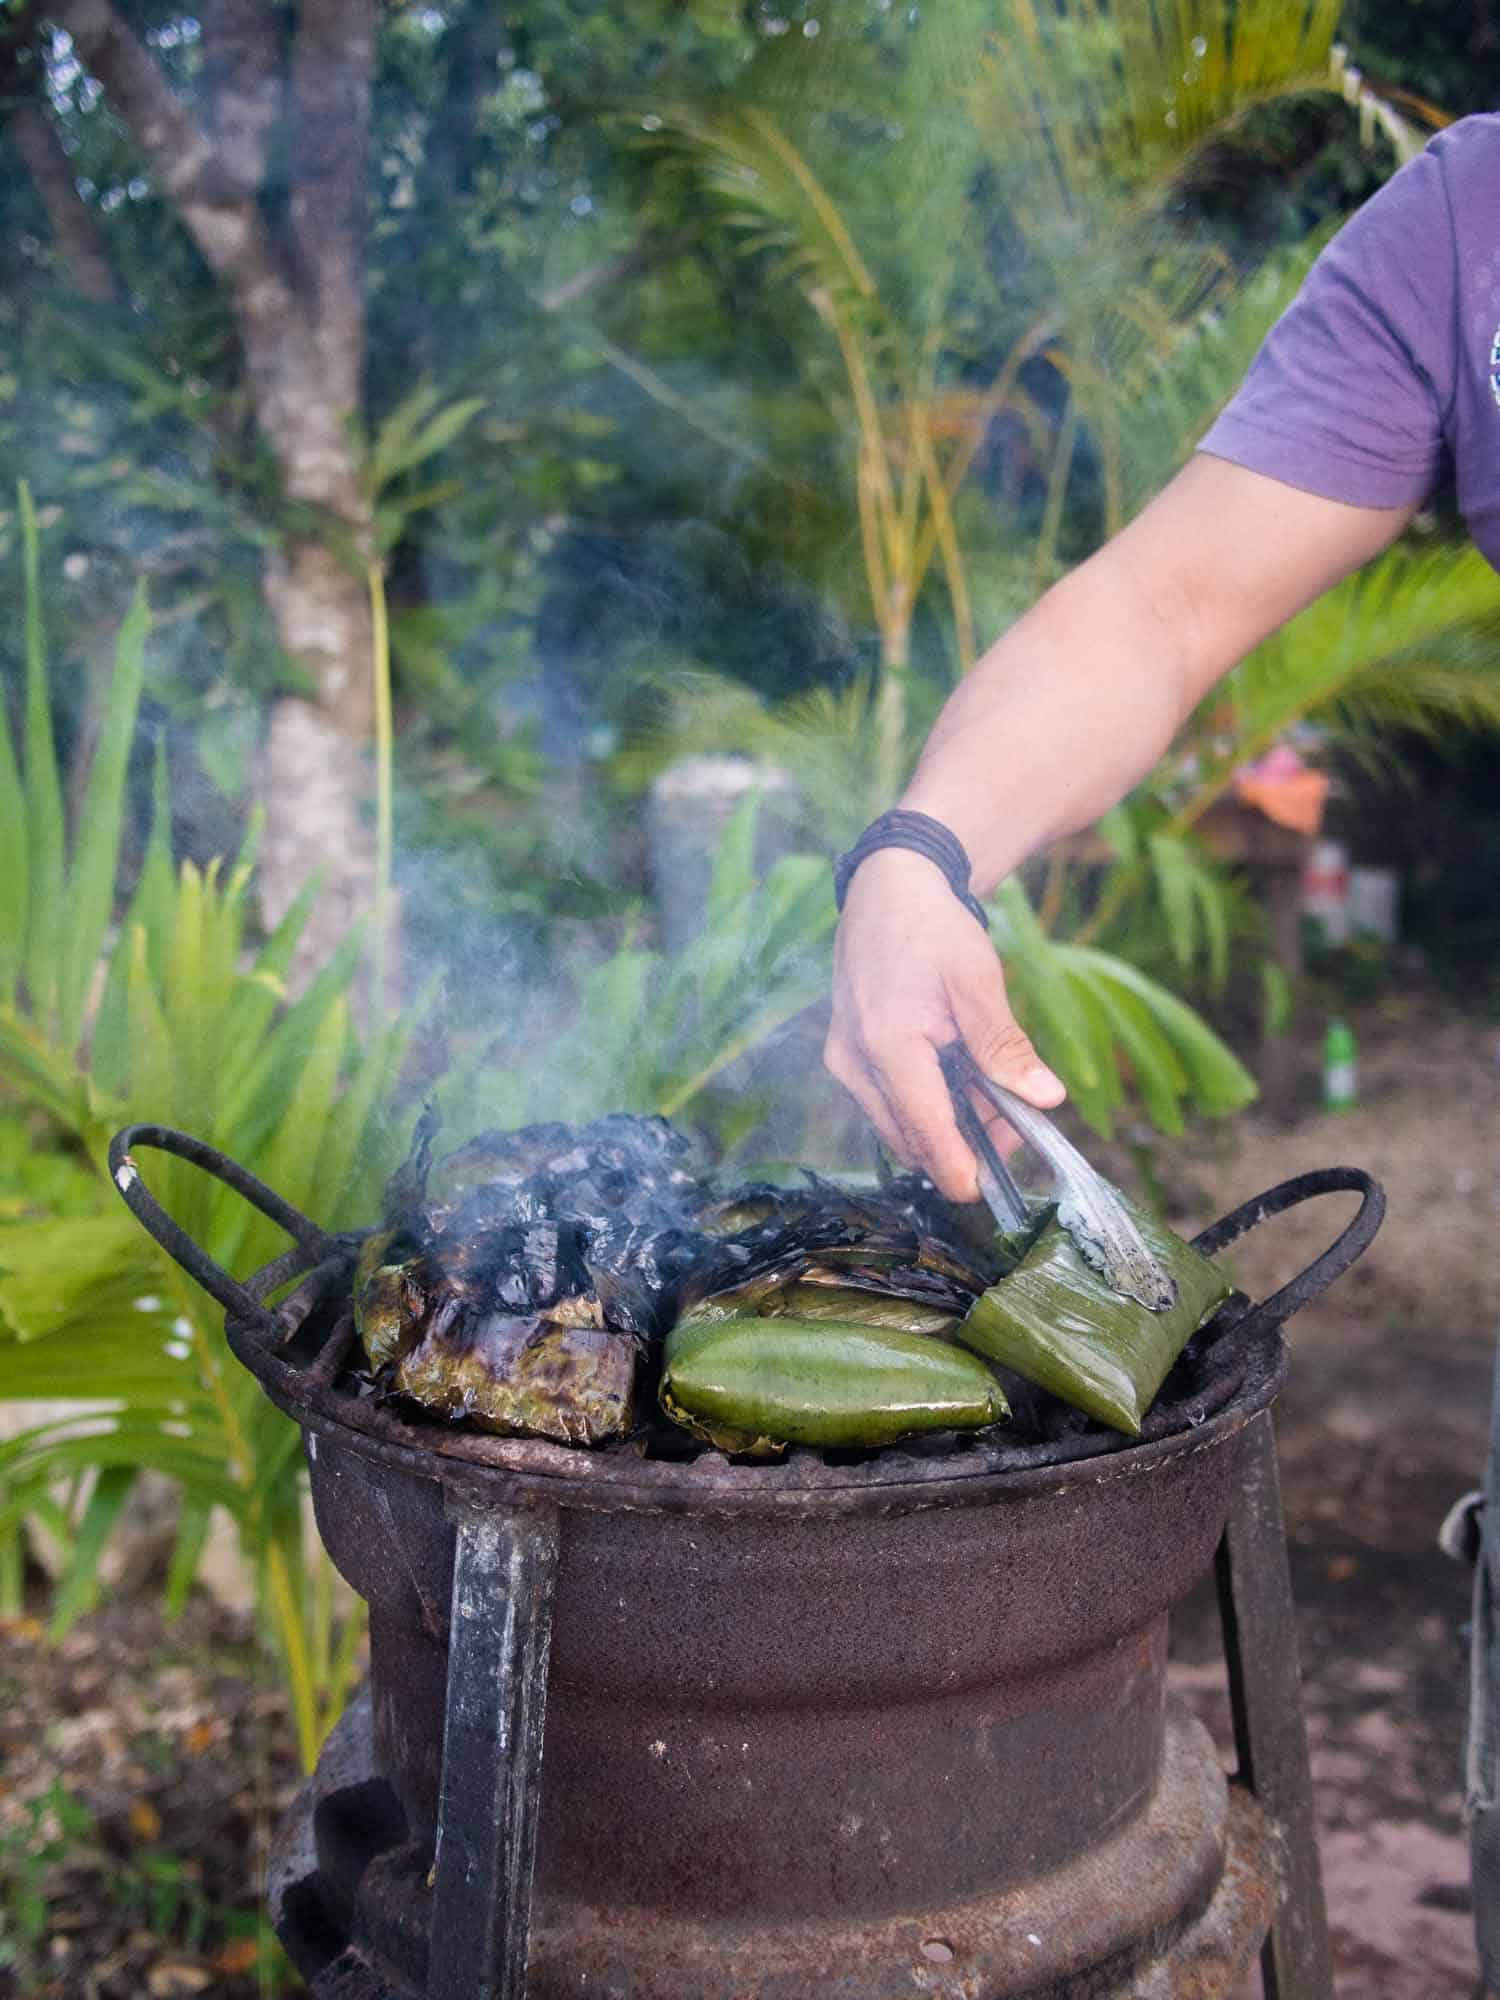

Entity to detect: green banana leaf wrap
[678,1274,960,1339]
[659,1314,1010,1457]
[956,1209,1232,1435]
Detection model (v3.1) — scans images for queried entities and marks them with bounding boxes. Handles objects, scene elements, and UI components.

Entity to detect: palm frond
[434,793,838,1139]
[989,879,1257,1136]
[0,540,407,1765]
[976,0,1423,201]
[641,103,893,357]
[1180,543,1500,823]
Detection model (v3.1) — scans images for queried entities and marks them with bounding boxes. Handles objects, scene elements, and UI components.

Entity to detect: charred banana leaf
[956,1208,1232,1435]
[392,1312,638,1444]
[352,1229,429,1371]
[360,1110,1026,1450]
[660,1315,1009,1456]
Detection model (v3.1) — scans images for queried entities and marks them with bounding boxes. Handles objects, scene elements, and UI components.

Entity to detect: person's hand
[824,849,1065,1202]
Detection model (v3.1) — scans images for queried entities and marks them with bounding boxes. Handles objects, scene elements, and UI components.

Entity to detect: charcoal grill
[110,1125,1384,2000]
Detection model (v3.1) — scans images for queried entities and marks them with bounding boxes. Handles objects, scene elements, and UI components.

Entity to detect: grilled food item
[659,1314,1010,1456]
[354,1110,1226,1453]
[941,1042,1178,1313]
[680,1278,961,1339]
[394,1314,637,1444]
[955,1207,1232,1435]
[353,1115,1021,1448]
[352,1114,708,1444]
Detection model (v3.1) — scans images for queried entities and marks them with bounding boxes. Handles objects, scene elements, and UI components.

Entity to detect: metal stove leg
[427,1501,560,2000]
[1215,1408,1334,2000]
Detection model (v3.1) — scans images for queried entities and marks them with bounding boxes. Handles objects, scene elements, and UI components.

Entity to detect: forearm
[900,544,1201,891]
[827,454,1416,1198]
[898,455,1416,890]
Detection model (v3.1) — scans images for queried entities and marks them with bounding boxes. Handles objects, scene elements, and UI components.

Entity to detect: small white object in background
[1348,865,1400,943]
[1301,838,1351,947]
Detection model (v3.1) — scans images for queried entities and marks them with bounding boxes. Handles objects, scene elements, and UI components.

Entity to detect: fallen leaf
[0,1617,44,1643]
[129,1800,163,1842]
[183,1719,220,1755]
[212,1938,262,1975]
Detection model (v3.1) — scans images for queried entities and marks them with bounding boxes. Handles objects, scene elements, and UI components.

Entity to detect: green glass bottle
[1323,1018,1358,1112]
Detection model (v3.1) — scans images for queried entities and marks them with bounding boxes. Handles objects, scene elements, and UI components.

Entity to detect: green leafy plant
[636,1,1425,783]
[0,1781,94,1987]
[0,1775,289,1995]
[1082,542,1500,955]
[990,879,1256,1138]
[436,788,839,1144]
[0,486,416,1767]
[619,4,1468,1131]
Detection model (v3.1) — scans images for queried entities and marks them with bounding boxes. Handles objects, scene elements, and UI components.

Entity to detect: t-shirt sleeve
[1197,138,1459,509]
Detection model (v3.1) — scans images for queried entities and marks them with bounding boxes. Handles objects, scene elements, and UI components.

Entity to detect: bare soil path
[1163,993,1498,1997]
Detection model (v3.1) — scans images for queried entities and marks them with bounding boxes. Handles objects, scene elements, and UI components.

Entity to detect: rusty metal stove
[110,1128,1385,2000]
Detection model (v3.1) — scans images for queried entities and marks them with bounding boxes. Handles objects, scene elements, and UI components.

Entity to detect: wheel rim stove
[106,1128,1384,2000]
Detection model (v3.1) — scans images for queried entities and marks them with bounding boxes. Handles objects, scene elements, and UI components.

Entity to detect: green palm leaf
[0,551,412,1765]
[1180,543,1500,827]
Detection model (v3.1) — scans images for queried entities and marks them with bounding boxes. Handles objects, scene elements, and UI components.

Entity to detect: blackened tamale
[392,1313,638,1444]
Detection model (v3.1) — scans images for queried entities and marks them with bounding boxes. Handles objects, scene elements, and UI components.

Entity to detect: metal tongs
[939,1042,1178,1313]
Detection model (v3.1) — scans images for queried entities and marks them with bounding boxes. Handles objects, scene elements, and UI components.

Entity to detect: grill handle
[1190,1165,1384,1337]
[108,1129,1381,1347]
[108,1124,343,1340]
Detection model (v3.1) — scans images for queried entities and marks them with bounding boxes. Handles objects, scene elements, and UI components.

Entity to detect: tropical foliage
[614,0,1498,1076]
[0,519,839,1760]
[0,486,414,1766]
[4,0,1500,1743]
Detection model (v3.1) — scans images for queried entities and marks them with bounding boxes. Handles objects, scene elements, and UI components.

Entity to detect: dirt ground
[1159,991,1498,1999]
[2,985,1496,1997]
[0,1597,301,1997]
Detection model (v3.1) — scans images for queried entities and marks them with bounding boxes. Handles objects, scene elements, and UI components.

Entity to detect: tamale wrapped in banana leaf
[393,1313,637,1444]
[956,1207,1232,1435]
[680,1281,961,1338]
[660,1314,1010,1456]
[351,1113,704,1445]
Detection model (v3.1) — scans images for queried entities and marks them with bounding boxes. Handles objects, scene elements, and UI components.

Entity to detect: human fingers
[826,858,990,1198]
[942,948,1064,1164]
[873,1035,985,1201]
[823,1025,928,1173]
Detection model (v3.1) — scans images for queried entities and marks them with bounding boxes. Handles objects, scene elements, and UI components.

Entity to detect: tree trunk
[5,101,118,304]
[24,0,383,977]
[259,538,374,948]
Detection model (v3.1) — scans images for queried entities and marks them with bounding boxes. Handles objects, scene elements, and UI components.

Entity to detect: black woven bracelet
[833,810,990,931]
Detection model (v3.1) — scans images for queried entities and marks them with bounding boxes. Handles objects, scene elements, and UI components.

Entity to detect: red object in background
[1234,742,1330,837]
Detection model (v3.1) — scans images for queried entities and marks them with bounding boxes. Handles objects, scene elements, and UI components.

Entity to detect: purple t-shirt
[1199,113,1500,571]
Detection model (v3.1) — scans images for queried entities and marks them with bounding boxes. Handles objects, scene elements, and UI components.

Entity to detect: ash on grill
[350,1110,1210,1454]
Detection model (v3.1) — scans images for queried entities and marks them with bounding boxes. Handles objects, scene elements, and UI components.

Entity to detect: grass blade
[18,483,65,1038]
[163,1498,214,1621]
[0,665,29,1008]
[47,1466,137,1639]
[57,584,150,1054]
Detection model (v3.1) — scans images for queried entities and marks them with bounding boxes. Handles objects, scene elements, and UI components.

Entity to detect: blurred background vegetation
[1,10,1499,1976]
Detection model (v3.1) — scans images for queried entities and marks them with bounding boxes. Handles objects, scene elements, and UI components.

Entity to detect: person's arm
[825,451,1417,1200]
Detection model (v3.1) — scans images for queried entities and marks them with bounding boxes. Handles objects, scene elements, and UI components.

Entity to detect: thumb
[946,954,1067,1110]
